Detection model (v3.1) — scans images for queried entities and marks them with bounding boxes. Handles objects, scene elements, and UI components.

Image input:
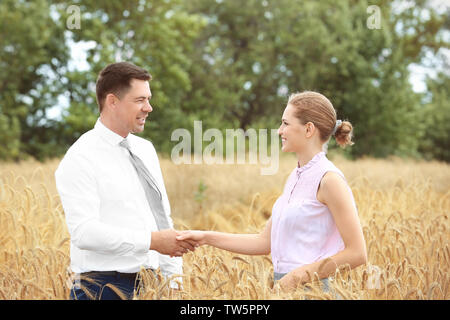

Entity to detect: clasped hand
[151,229,205,257]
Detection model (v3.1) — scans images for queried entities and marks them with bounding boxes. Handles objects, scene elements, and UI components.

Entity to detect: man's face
[114,79,152,135]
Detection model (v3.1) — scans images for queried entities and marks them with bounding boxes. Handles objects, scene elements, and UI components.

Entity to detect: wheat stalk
[0,157,448,300]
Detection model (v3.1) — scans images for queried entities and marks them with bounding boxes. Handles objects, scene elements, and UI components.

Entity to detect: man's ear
[105,93,118,110]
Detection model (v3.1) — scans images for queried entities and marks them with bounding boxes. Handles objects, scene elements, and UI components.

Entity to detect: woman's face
[278,104,306,153]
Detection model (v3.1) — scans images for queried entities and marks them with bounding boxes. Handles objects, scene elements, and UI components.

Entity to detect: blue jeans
[274,272,330,292]
[70,271,142,300]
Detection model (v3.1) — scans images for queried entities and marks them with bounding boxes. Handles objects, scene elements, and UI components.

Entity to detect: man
[55,62,195,300]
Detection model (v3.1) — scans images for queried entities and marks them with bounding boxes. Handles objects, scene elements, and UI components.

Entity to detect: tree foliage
[0,0,448,161]
[0,0,69,160]
[419,71,450,161]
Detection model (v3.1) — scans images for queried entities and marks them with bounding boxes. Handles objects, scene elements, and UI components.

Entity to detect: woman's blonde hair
[287,91,354,148]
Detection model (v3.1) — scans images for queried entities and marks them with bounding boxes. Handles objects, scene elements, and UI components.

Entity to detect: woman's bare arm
[176,217,272,255]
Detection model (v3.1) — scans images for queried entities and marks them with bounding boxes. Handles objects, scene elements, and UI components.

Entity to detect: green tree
[419,71,450,161]
[183,0,448,158]
[52,0,205,153]
[1,0,447,161]
[0,0,69,160]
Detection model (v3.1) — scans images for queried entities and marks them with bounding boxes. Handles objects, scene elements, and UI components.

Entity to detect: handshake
[150,229,205,257]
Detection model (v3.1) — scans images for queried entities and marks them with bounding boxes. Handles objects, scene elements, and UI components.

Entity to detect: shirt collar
[296,151,325,176]
[94,118,128,147]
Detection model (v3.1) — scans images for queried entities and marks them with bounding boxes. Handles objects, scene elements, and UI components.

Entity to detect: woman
[177,91,367,291]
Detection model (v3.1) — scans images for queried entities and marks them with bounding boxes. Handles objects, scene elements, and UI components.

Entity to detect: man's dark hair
[96,62,151,113]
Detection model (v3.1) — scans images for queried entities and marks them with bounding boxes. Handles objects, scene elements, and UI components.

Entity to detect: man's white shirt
[55,118,182,285]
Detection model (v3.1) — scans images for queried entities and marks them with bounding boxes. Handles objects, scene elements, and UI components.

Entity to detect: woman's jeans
[274,272,330,293]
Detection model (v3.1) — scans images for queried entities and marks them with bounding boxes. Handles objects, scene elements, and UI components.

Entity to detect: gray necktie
[119,138,170,230]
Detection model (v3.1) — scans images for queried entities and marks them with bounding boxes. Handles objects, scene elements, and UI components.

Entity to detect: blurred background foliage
[0,0,448,161]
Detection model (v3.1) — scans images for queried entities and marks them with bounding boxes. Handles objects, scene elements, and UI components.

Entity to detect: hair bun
[334,120,354,148]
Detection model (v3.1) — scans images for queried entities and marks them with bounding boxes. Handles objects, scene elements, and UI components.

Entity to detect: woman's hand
[176,230,207,247]
[278,269,306,291]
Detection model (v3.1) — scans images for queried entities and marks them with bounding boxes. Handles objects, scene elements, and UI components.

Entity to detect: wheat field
[0,153,449,300]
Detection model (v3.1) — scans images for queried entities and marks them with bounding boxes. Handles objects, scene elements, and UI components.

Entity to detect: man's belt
[81,271,139,280]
